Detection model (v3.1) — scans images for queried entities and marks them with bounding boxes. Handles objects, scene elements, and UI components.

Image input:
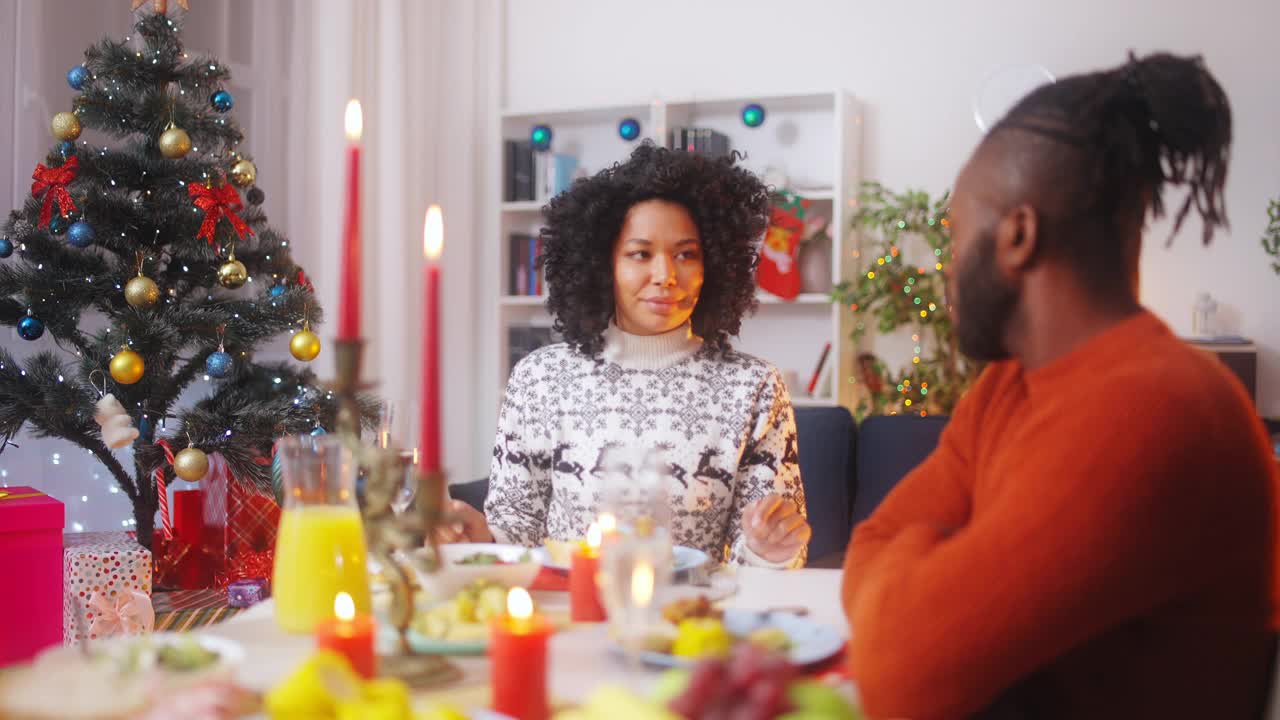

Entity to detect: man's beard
[952,228,1019,363]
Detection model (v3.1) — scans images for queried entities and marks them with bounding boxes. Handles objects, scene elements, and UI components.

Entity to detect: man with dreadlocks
[842,53,1278,718]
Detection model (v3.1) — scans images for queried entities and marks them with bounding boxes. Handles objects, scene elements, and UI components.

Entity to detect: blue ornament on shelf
[618,117,641,142]
[741,103,766,128]
[269,284,287,298]
[49,215,69,235]
[58,140,76,157]
[17,315,44,341]
[67,65,90,91]
[67,220,95,248]
[211,90,234,113]
[0,237,12,259]
[206,350,233,378]
[530,124,553,151]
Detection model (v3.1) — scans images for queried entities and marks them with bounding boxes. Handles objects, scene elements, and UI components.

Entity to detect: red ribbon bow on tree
[188,183,254,245]
[30,156,80,229]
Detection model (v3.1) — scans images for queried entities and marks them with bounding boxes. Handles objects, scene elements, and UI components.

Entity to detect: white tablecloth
[207,567,848,705]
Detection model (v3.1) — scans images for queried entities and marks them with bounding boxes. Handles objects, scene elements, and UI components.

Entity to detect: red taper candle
[337,100,363,341]
[420,205,443,471]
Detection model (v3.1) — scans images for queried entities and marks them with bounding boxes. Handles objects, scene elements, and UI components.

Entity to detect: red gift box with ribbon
[153,452,279,590]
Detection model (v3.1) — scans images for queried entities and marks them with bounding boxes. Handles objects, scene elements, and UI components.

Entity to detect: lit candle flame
[631,562,655,608]
[598,513,617,534]
[412,448,420,465]
[344,99,363,142]
[378,430,390,449]
[586,522,603,551]
[507,587,533,619]
[424,205,443,261]
[334,591,355,621]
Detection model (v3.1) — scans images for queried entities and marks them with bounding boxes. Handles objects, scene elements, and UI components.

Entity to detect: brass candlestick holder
[330,338,460,688]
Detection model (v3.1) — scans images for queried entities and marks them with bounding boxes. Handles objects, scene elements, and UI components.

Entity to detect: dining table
[206,566,850,713]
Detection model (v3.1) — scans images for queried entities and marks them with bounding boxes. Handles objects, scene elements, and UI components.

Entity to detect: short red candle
[315,592,377,679]
[490,588,551,720]
[569,523,606,622]
[338,99,363,341]
[420,206,443,471]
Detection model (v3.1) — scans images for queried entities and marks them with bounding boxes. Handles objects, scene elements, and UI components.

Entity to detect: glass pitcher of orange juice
[272,434,371,633]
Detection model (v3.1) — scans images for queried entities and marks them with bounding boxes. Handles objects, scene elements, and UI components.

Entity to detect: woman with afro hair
[442,143,810,568]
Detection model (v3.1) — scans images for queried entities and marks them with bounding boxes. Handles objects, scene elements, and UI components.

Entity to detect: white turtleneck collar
[601,320,703,370]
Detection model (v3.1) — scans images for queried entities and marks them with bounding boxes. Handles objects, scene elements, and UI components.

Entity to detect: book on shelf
[508,233,544,296]
[535,152,579,202]
[506,140,579,203]
[807,342,832,397]
[668,127,731,159]
[508,325,559,374]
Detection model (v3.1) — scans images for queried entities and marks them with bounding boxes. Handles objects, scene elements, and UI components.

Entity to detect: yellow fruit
[265,650,362,718]
[671,618,732,660]
[418,705,470,720]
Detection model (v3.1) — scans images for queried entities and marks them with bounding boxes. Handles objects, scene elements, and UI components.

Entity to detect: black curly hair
[539,142,771,357]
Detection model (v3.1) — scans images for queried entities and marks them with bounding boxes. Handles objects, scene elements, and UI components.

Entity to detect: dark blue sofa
[449,408,946,567]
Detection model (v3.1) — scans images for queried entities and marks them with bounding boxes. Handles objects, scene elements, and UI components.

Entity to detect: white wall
[486,0,1280,455]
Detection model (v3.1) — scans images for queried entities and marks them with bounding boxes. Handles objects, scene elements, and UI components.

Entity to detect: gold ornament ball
[230,159,257,187]
[173,446,210,482]
[109,348,145,385]
[290,328,321,362]
[125,275,161,308]
[159,126,192,159]
[217,258,248,289]
[51,112,82,141]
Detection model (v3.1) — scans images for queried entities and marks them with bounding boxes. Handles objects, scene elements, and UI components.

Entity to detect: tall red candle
[570,523,607,622]
[490,588,551,720]
[338,100,363,341]
[420,206,443,471]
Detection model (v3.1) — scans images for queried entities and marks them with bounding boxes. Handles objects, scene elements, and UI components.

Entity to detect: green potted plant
[833,182,981,419]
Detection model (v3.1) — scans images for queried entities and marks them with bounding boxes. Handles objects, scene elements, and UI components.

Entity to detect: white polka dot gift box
[63,531,153,645]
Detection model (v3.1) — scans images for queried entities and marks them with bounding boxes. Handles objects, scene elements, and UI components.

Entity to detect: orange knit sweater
[843,311,1278,719]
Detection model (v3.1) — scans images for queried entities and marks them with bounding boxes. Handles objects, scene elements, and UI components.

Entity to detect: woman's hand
[432,500,495,544]
[743,493,810,564]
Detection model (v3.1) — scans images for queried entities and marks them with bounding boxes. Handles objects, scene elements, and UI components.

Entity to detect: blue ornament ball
[206,350,233,378]
[49,216,69,235]
[67,220,95,248]
[17,315,44,341]
[269,284,287,298]
[618,117,641,142]
[530,124,553,151]
[0,237,12,259]
[67,65,90,91]
[58,140,76,157]
[741,103,766,128]
[211,90,234,113]
[310,426,327,437]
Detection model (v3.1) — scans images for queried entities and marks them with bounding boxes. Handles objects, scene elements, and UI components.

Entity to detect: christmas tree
[0,5,368,546]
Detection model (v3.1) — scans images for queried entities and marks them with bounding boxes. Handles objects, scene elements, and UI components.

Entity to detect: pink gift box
[63,531,152,645]
[0,486,65,667]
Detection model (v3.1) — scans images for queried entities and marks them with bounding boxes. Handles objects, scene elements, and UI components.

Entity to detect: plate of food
[614,597,844,669]
[541,539,711,575]
[411,543,547,600]
[393,579,510,655]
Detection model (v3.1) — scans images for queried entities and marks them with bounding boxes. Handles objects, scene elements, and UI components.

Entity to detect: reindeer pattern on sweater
[485,341,806,568]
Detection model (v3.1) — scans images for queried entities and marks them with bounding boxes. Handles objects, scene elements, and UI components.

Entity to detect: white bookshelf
[496,91,862,409]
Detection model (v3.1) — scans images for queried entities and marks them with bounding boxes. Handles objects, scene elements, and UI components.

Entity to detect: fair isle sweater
[485,322,807,568]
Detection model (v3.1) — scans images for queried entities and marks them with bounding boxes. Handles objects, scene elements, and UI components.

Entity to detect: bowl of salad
[412,542,547,600]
